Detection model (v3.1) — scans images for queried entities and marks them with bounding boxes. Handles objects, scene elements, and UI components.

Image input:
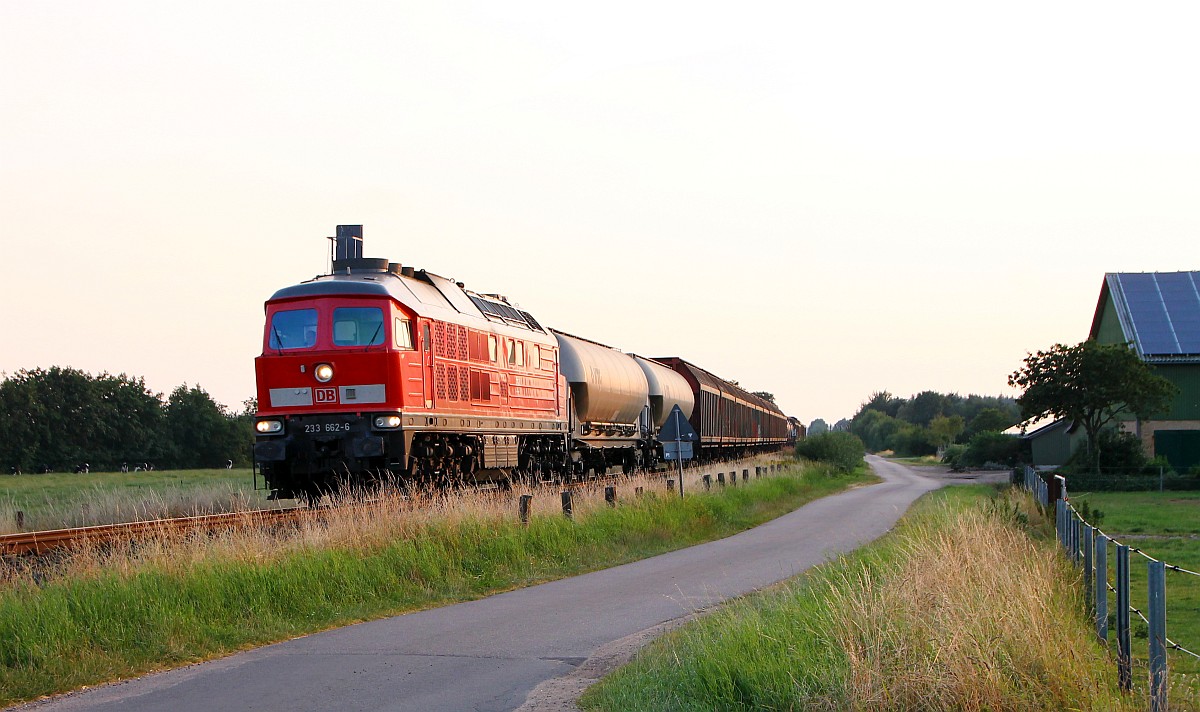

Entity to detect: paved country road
[15,457,948,712]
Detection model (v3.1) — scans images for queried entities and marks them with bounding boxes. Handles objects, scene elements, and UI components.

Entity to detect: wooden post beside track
[518,494,532,525]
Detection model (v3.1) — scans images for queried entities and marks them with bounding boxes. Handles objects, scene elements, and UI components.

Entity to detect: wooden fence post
[1148,561,1168,712]
[1095,534,1108,643]
[1117,544,1132,691]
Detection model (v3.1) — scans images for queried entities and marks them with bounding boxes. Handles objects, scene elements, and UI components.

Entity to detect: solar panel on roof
[1159,273,1200,353]
[1113,272,1200,356]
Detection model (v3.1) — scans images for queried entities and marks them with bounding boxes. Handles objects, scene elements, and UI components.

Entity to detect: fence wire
[1024,468,1199,708]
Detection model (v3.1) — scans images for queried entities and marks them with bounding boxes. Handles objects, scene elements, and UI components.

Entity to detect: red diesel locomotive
[253,226,789,499]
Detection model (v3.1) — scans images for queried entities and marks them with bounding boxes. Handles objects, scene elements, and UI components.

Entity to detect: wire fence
[1021,466,1199,711]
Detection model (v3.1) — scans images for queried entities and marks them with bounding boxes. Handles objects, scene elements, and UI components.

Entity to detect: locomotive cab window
[268,308,318,350]
[333,307,384,347]
[394,318,414,349]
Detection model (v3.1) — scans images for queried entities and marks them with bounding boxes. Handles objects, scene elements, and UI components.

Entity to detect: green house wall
[1094,296,1127,346]
[1155,365,1200,420]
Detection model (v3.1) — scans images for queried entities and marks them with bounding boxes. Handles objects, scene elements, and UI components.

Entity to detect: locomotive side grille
[434,322,450,359]
[499,379,509,399]
[433,322,470,361]
[458,367,469,401]
[435,363,450,400]
[455,325,468,361]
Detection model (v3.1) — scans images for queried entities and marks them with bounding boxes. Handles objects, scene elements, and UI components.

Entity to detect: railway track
[1,461,773,557]
[0,506,309,556]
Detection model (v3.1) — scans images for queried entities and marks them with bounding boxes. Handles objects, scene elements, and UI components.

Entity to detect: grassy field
[0,468,267,532]
[582,485,1161,711]
[1069,490,1200,679]
[0,459,870,707]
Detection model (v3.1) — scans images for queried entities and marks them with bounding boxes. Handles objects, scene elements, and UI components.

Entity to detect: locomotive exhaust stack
[332,224,363,262]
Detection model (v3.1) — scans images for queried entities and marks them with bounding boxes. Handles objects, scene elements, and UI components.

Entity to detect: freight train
[253,226,791,499]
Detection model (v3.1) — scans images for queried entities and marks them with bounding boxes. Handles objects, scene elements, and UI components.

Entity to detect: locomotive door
[422,322,434,408]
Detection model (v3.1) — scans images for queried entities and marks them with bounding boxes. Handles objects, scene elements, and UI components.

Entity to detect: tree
[896,390,946,427]
[928,414,965,450]
[964,407,1014,439]
[856,390,904,418]
[850,409,903,452]
[808,419,829,436]
[1008,341,1177,473]
[0,367,163,470]
[164,385,248,468]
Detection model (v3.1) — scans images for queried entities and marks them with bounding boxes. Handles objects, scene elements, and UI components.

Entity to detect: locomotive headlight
[255,419,283,434]
[374,415,402,429]
[314,363,334,382]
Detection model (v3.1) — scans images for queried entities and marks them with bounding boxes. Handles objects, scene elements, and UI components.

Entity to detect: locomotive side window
[488,335,498,362]
[268,309,318,350]
[333,307,385,346]
[530,344,540,370]
[394,318,414,349]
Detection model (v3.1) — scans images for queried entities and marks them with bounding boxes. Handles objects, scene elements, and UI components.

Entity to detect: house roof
[1090,272,1200,364]
[1004,414,1073,439]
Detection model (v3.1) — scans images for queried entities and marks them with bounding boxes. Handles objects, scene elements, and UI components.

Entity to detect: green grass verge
[1070,490,1200,678]
[0,463,871,707]
[885,455,942,467]
[581,485,1146,711]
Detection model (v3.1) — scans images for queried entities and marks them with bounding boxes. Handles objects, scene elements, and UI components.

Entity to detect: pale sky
[2,2,1198,424]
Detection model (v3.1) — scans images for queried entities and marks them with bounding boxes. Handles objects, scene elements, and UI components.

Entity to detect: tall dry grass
[826,491,1120,711]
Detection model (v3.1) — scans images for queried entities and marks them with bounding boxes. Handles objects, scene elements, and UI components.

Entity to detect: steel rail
[2,459,777,557]
[0,507,309,556]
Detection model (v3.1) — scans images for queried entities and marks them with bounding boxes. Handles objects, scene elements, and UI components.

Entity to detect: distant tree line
[0,367,254,473]
[845,390,1025,466]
